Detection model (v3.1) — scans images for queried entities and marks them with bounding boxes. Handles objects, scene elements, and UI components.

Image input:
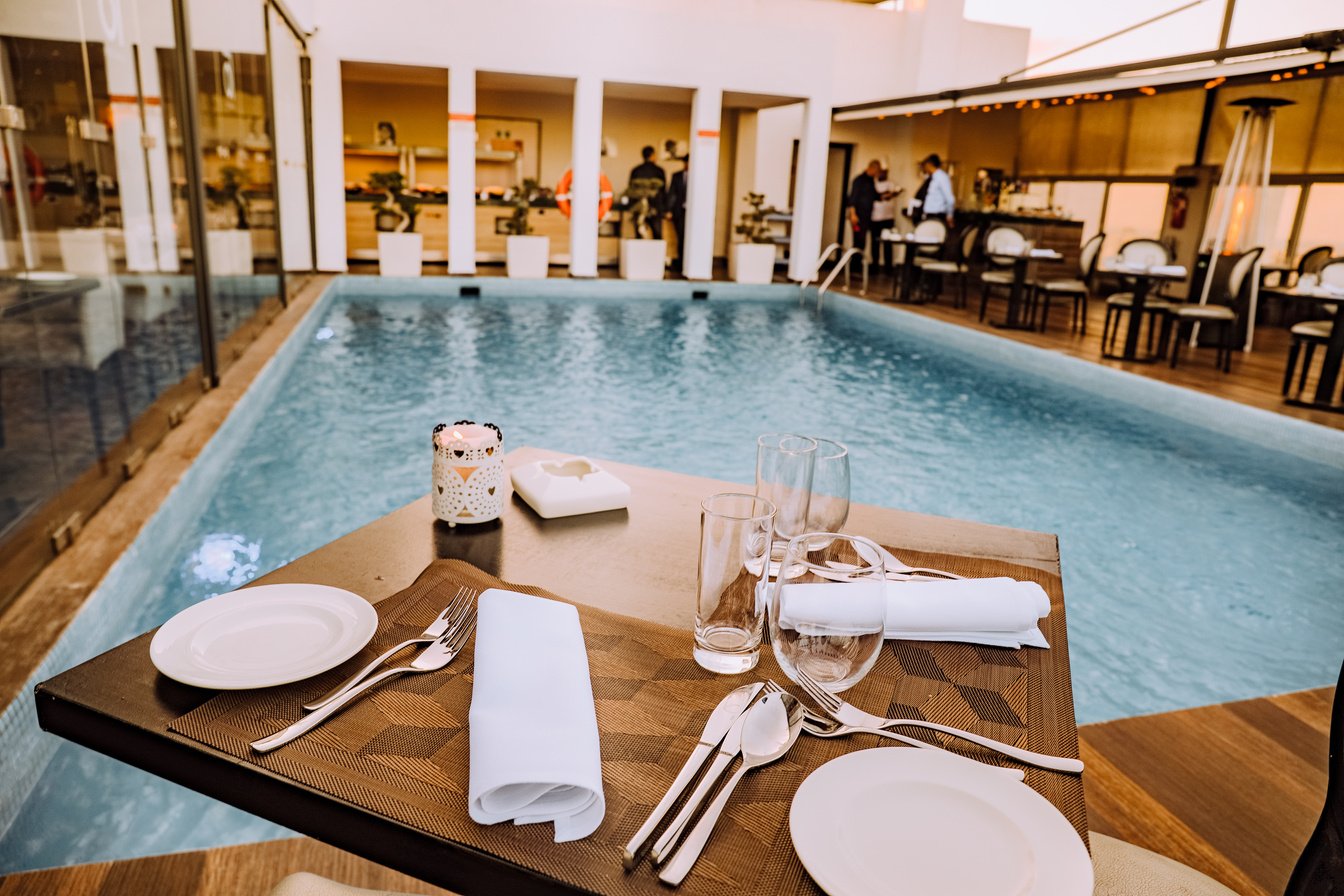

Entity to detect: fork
[798,713,1026,782]
[304,586,475,711]
[250,596,478,753]
[793,668,1084,774]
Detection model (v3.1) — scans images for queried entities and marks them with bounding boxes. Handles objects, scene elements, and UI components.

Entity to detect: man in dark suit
[847,159,881,261]
[667,155,689,272]
[628,145,667,239]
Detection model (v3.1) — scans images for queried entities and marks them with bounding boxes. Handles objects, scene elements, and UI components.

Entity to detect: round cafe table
[882,231,944,304]
[988,249,1063,331]
[1098,264,1188,363]
[1262,283,1344,413]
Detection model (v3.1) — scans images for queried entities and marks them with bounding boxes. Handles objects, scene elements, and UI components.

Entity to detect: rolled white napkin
[776,577,1051,649]
[1149,264,1187,277]
[1028,248,1055,258]
[468,589,605,842]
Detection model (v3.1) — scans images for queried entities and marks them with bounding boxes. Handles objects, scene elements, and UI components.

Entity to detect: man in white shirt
[917,153,955,226]
[870,167,900,274]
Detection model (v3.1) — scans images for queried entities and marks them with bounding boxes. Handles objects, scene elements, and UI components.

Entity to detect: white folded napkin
[776,577,1050,649]
[1149,264,1187,277]
[1028,248,1055,258]
[468,589,605,842]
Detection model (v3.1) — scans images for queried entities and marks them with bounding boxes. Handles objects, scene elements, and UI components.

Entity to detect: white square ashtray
[510,456,631,519]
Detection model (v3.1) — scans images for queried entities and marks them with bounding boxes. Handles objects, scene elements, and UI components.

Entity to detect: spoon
[658,692,806,886]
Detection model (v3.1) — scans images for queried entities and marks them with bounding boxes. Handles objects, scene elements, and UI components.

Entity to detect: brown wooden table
[35,447,1083,894]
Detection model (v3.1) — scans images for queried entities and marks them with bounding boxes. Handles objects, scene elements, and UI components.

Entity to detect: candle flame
[452,429,463,440]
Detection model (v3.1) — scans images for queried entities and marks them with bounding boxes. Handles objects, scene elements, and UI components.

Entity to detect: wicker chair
[977,226,1026,321]
[916,224,980,308]
[1166,247,1263,372]
[1101,239,1174,356]
[1282,259,1344,395]
[1030,232,1104,335]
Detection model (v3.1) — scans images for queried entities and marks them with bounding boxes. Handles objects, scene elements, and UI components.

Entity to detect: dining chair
[1166,247,1263,372]
[1283,656,1344,896]
[915,223,980,308]
[1102,239,1176,355]
[1091,833,1238,895]
[268,873,418,896]
[977,226,1026,321]
[1030,232,1104,335]
[1282,259,1344,396]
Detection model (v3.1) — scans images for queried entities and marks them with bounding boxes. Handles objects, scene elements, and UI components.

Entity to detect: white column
[568,76,603,278]
[683,87,721,281]
[268,7,312,271]
[448,68,476,275]
[308,38,347,271]
[104,43,156,271]
[136,49,179,272]
[788,96,831,282]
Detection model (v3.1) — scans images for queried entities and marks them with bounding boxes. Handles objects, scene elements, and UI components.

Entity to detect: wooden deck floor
[1,685,1330,896]
[836,271,1344,432]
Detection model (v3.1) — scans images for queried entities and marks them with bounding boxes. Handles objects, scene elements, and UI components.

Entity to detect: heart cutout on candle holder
[431,420,504,527]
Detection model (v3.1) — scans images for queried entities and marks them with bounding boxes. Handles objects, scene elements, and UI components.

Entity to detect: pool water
[4,282,1342,872]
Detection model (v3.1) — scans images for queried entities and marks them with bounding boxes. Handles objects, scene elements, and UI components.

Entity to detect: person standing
[847,159,881,261]
[869,166,901,274]
[628,145,667,239]
[916,153,955,226]
[667,155,689,272]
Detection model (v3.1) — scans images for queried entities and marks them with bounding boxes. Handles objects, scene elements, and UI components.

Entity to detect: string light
[1204,77,1225,89]
[994,103,1003,109]
[1271,73,1282,81]
[1050,97,1060,105]
[1031,99,1042,108]
[1103,93,1113,100]
[1138,86,1157,96]
[1314,62,1326,70]
[1283,71,1293,79]
[1065,97,1074,105]
[1015,99,1027,109]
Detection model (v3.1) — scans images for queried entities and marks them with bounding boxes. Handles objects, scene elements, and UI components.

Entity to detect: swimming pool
[3,277,1342,872]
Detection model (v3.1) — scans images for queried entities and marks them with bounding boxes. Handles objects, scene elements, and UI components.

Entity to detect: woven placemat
[170,552,1084,895]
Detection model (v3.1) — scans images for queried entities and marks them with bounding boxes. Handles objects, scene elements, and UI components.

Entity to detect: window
[1100,183,1169,257]
[1296,185,1344,262]
[1050,181,1106,243]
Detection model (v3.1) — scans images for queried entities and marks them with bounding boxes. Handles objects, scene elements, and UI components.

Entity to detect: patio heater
[1194,96,1292,351]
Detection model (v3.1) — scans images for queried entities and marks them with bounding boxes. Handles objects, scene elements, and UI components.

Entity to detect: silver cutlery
[794,668,1083,774]
[648,682,774,863]
[658,691,806,886]
[798,714,1027,782]
[250,597,477,753]
[622,682,763,870]
[853,541,966,580]
[304,586,474,711]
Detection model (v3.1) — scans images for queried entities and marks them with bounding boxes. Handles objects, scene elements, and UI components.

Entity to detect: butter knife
[650,686,760,864]
[621,682,763,870]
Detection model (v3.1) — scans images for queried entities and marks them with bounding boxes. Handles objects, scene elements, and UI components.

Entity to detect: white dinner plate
[150,583,378,689]
[16,271,78,282]
[790,748,1092,896]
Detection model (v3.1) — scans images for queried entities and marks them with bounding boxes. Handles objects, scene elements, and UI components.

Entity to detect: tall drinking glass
[806,438,850,534]
[755,434,816,544]
[769,533,886,692]
[695,493,776,674]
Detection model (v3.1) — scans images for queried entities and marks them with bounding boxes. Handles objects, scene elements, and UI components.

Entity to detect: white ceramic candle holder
[431,420,504,526]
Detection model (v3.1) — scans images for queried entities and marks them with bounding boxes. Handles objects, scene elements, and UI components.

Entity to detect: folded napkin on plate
[776,577,1051,649]
[1149,264,1187,277]
[468,589,605,842]
[1028,248,1055,258]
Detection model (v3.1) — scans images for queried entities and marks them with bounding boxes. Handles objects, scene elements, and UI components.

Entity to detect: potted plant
[504,178,549,279]
[369,170,423,277]
[730,192,780,284]
[618,176,667,281]
[198,164,254,275]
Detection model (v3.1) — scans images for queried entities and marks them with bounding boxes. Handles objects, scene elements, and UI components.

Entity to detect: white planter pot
[378,232,423,277]
[731,242,777,284]
[619,239,666,281]
[57,228,115,275]
[206,230,254,275]
[506,235,550,279]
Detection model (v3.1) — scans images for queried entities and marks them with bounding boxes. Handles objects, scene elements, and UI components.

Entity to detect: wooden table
[1099,265,1188,363]
[1263,284,1344,413]
[35,447,1082,894]
[882,232,943,304]
[989,249,1063,331]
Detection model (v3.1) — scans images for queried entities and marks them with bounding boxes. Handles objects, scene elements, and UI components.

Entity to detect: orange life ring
[3,144,44,203]
[555,169,613,220]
